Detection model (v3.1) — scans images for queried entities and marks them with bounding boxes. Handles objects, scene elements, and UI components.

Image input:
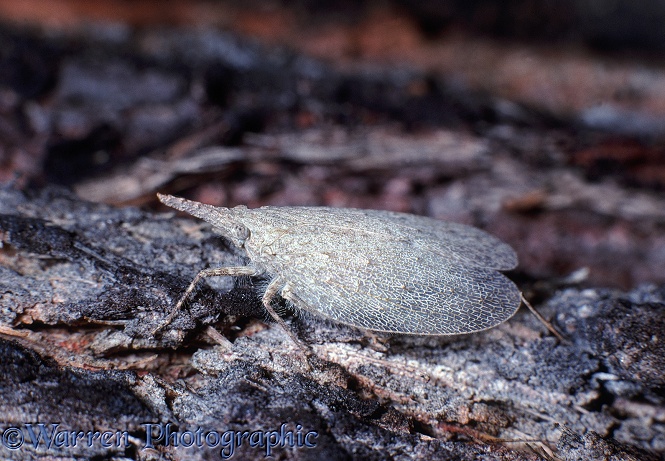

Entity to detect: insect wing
[249,207,518,271]
[360,209,518,271]
[273,226,521,335]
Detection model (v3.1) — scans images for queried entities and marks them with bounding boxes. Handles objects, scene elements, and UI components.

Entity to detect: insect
[155,193,521,340]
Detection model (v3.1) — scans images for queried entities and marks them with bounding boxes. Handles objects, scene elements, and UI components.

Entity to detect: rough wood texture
[1,3,665,459]
[1,187,663,460]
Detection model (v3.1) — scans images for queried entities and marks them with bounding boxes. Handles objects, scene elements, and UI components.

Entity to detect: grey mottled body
[157,193,521,335]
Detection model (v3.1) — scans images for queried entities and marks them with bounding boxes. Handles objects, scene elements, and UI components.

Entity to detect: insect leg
[153,266,258,334]
[262,278,311,357]
[520,293,568,343]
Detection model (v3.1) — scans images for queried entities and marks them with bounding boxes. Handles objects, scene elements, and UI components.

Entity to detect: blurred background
[1,0,664,289]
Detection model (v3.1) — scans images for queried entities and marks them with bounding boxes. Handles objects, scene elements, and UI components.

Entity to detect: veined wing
[276,235,521,335]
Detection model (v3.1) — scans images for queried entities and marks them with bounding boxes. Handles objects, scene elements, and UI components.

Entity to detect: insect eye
[236,225,250,241]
